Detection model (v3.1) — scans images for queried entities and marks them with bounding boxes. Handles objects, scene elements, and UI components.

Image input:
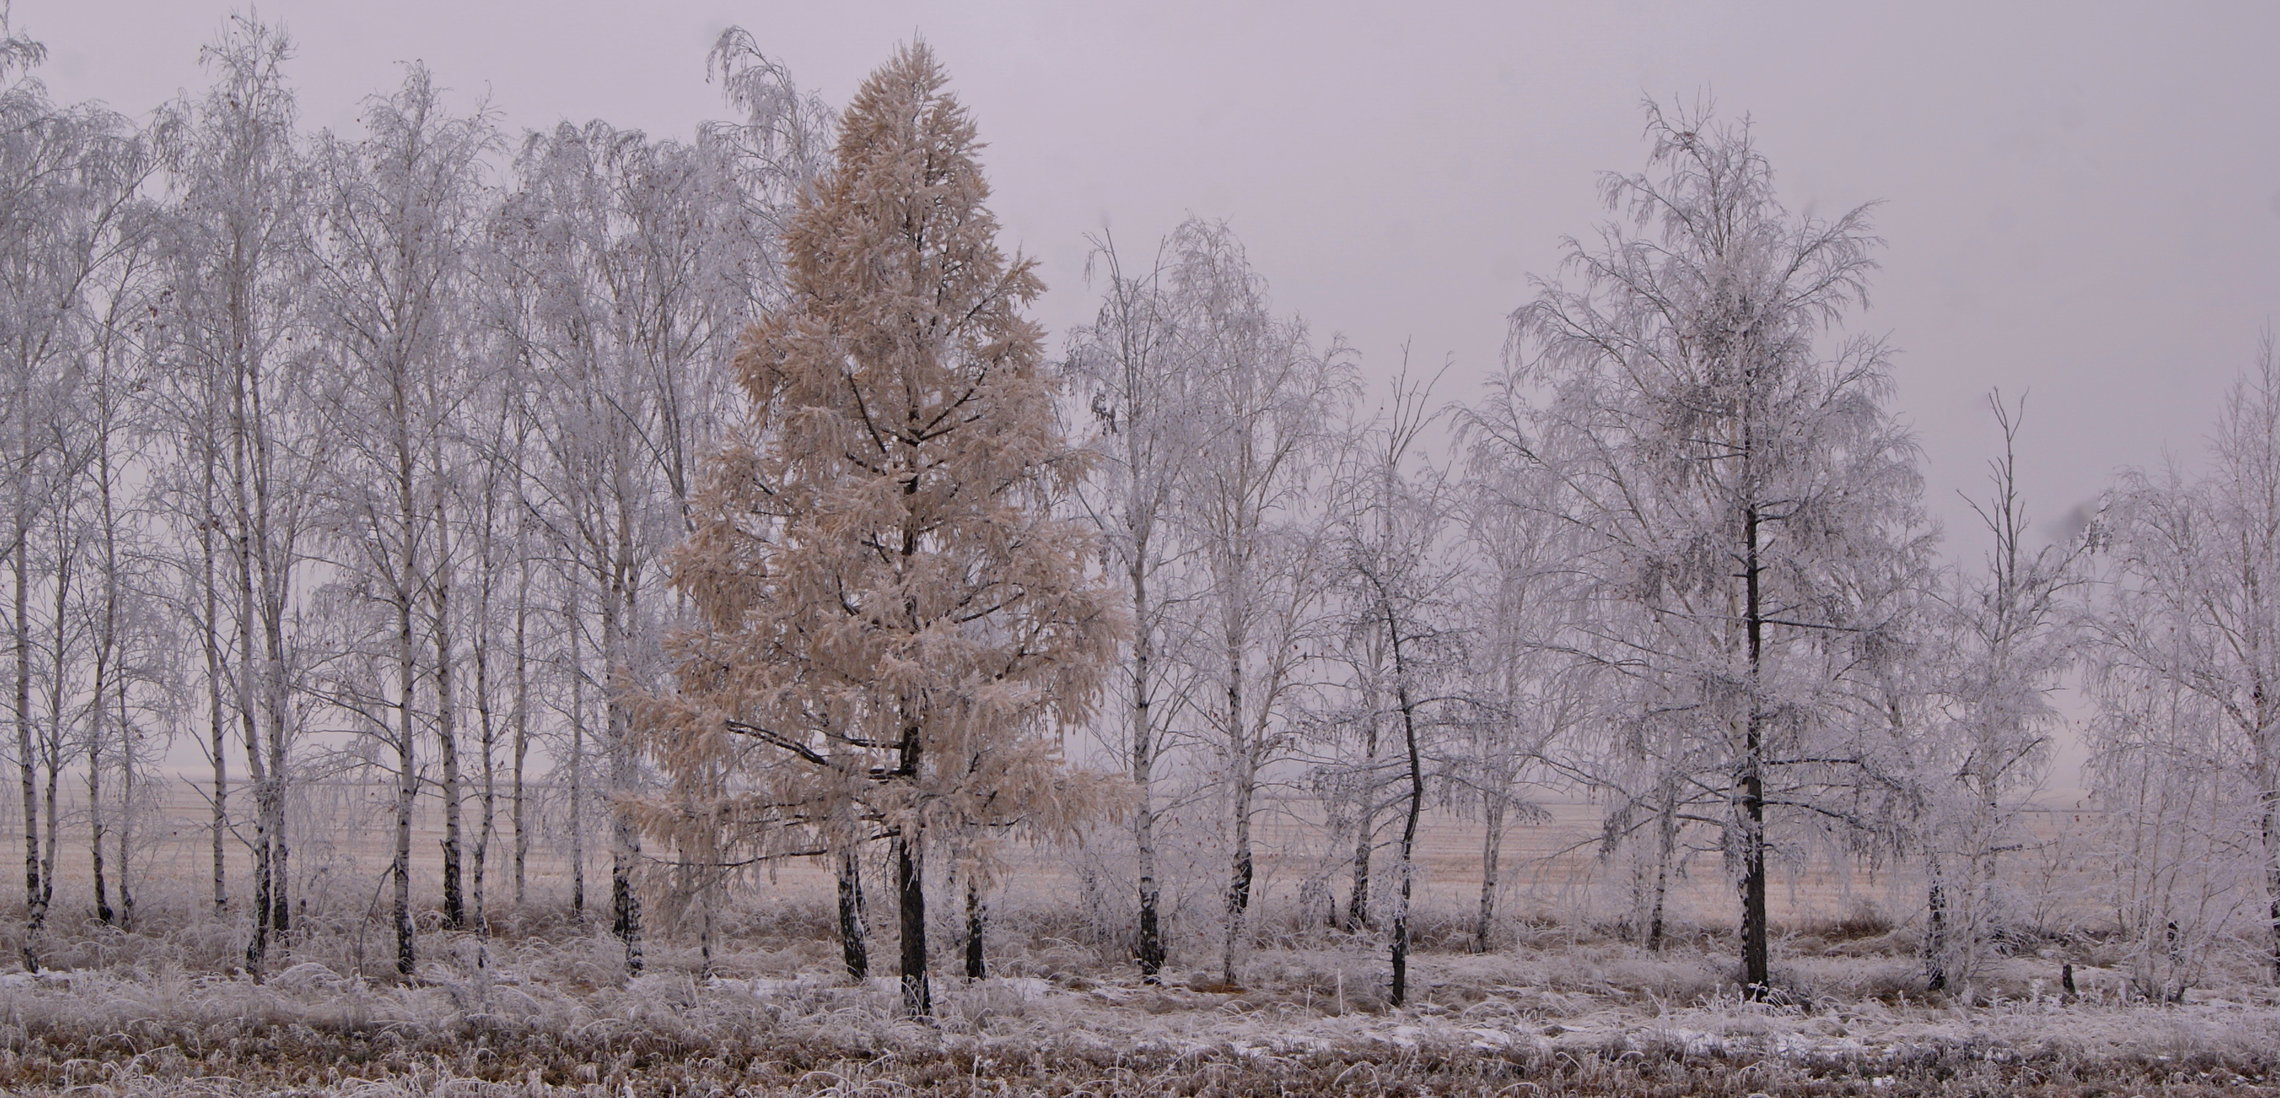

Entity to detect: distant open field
[0,769,2143,1006]
[8,777,2278,1096]
[8,771,2117,962]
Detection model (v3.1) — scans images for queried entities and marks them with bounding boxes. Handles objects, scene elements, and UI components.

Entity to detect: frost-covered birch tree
[71,199,169,936]
[1916,393,2080,991]
[0,16,150,968]
[496,115,760,969]
[1502,102,1920,995]
[148,17,326,967]
[1062,225,1216,981]
[2086,341,2280,991]
[1325,366,1463,1005]
[1168,221,1355,986]
[306,64,494,974]
[1448,416,1583,951]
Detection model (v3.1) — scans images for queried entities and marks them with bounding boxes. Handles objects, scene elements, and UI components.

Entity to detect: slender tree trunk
[116,675,135,930]
[895,826,930,1016]
[1224,775,1256,984]
[35,527,68,924]
[1221,632,1253,987]
[29,544,61,937]
[471,500,503,934]
[37,752,58,941]
[696,862,717,978]
[603,560,641,976]
[38,680,62,933]
[1475,796,1505,953]
[511,562,530,911]
[205,596,228,920]
[233,416,275,969]
[260,583,291,946]
[895,708,930,1016]
[1740,503,1770,998]
[568,597,587,922]
[394,592,419,977]
[85,646,108,930]
[1128,552,1165,981]
[113,651,136,924]
[199,461,229,920]
[434,529,465,931]
[2261,788,2280,984]
[17,543,44,972]
[1646,775,1679,951]
[1347,831,1375,930]
[87,649,111,927]
[1388,626,1424,1007]
[36,519,70,929]
[836,845,869,979]
[2259,698,2280,985]
[473,615,497,935]
[964,875,986,980]
[1133,816,1165,980]
[89,427,121,927]
[245,349,300,962]
[1348,712,1379,932]
[1740,760,1768,992]
[469,474,504,935]
[1925,849,1950,992]
[89,744,110,924]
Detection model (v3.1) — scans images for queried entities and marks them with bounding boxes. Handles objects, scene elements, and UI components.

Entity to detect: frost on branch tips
[642,41,1124,1018]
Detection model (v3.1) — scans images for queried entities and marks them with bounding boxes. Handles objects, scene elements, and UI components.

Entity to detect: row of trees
[5,16,2277,1014]
[1046,105,2278,1005]
[0,14,831,977]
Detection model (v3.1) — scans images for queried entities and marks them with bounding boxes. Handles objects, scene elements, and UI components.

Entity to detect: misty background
[18,0,2280,791]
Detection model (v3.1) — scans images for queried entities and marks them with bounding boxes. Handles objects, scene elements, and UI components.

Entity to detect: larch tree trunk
[895,825,930,1017]
[836,846,869,979]
[964,875,987,980]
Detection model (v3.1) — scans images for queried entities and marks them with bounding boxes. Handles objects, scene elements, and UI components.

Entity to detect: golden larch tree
[645,41,1121,1018]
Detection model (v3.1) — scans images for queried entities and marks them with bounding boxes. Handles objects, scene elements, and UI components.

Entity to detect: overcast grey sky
[16,0,2280,550]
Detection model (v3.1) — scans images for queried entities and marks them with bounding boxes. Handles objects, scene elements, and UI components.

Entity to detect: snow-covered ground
[6,937,2276,1095]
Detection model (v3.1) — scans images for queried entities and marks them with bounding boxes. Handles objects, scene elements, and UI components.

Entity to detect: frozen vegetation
[3,10,2280,1096]
[5,888,2280,1095]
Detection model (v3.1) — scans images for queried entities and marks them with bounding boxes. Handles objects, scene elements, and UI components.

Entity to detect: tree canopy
[651,41,1122,1017]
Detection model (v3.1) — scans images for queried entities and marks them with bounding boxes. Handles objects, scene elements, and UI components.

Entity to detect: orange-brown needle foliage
[641,41,1124,1013]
